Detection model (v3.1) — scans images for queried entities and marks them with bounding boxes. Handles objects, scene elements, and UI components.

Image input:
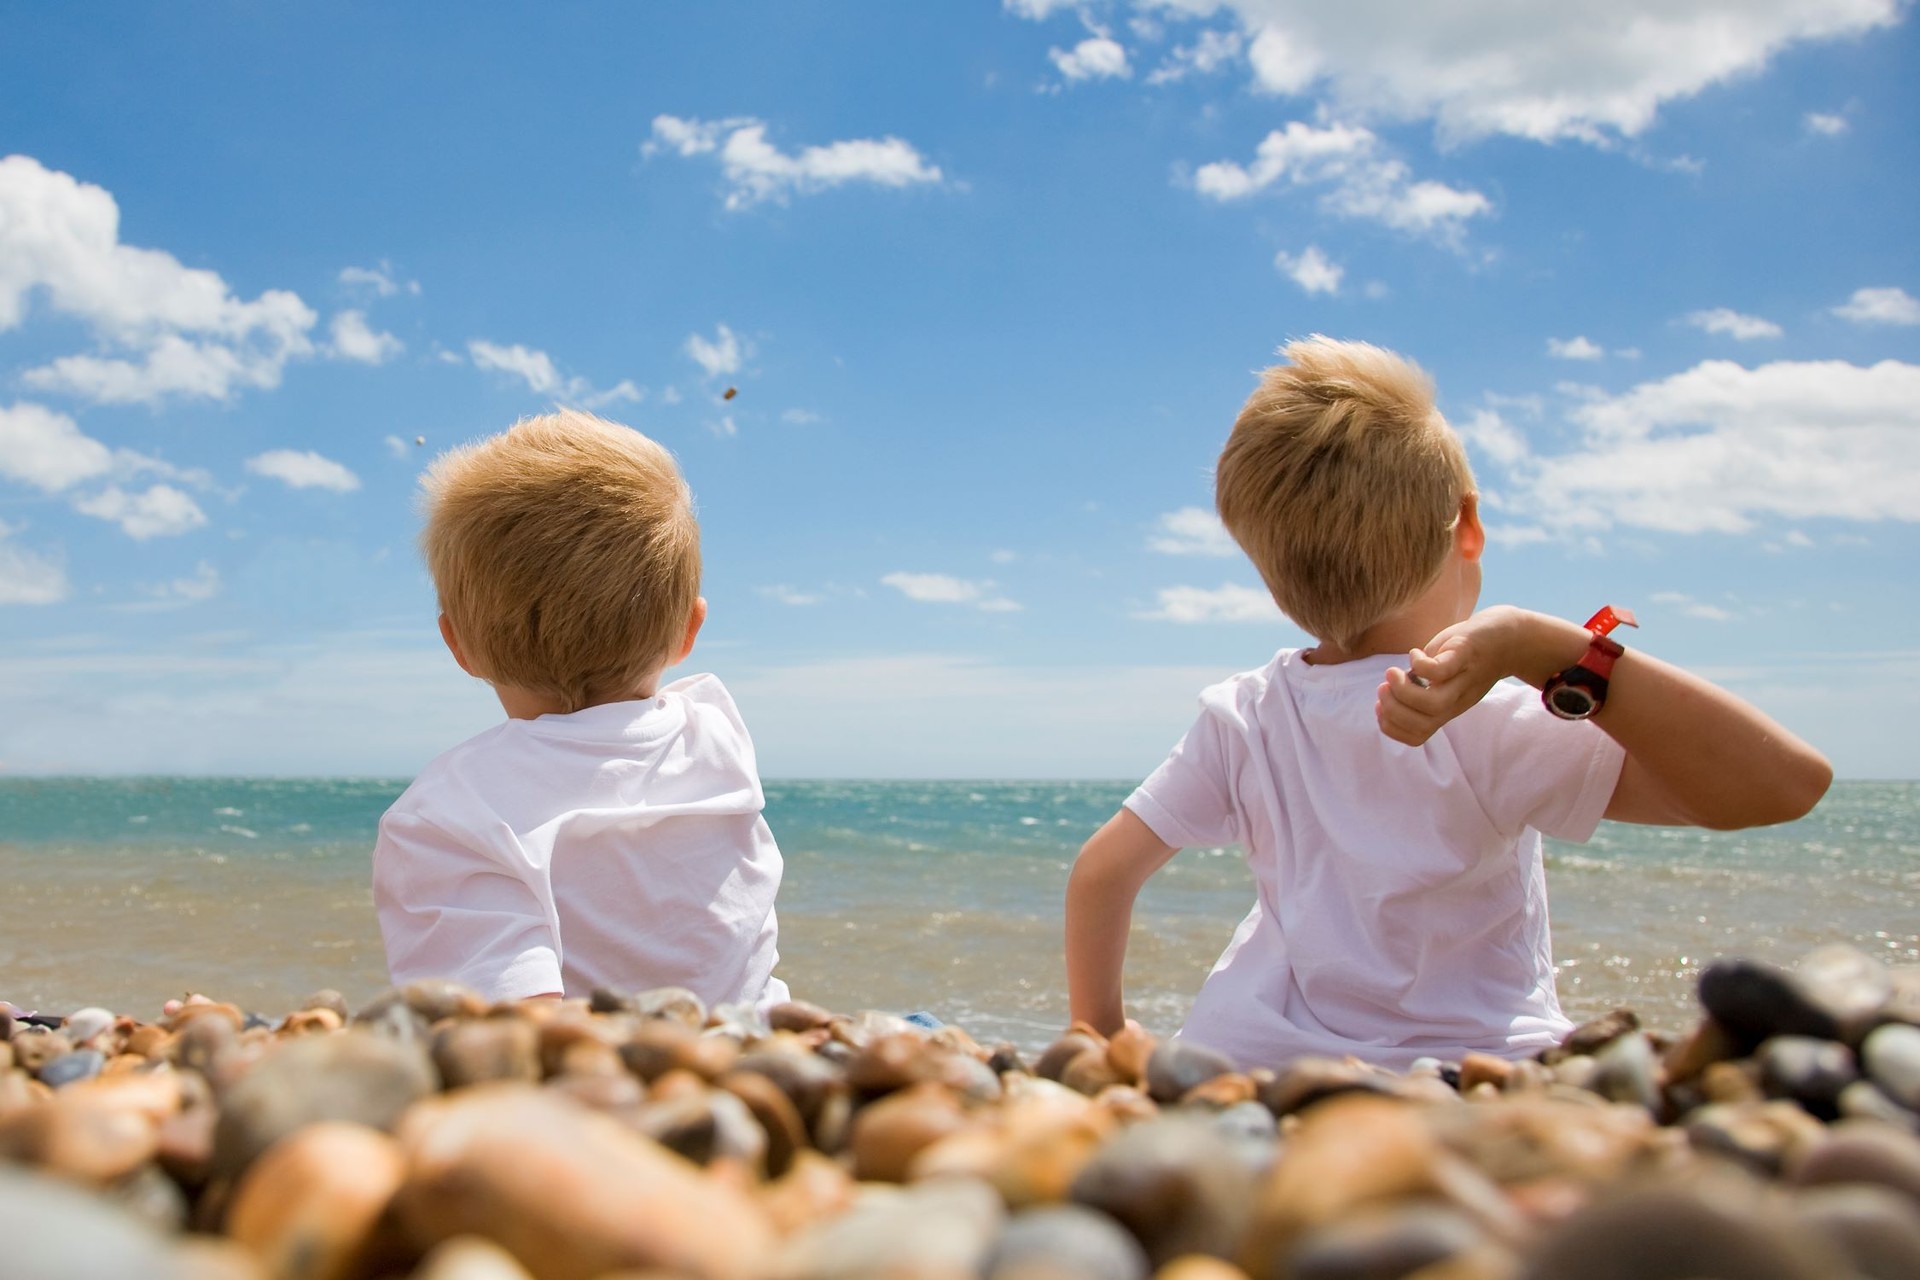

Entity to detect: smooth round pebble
[985,1204,1153,1280]
[1861,1022,1920,1111]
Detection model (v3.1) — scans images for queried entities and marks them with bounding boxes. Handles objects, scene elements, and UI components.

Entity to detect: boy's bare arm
[1066,808,1180,1036]
[1376,605,1832,830]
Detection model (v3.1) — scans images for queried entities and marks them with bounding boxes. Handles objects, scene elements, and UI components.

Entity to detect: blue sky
[2,1,1916,779]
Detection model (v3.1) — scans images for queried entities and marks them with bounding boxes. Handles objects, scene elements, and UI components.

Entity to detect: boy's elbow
[1707,750,1833,830]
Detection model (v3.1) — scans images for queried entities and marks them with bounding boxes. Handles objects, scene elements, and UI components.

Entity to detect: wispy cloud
[1474,357,1920,537]
[2,155,317,405]
[1547,336,1605,360]
[328,310,404,364]
[1138,583,1280,624]
[882,571,1021,613]
[1831,286,1920,327]
[1148,507,1239,557]
[1274,244,1343,294]
[245,449,361,493]
[1803,111,1850,137]
[1193,120,1490,241]
[684,323,744,378]
[1051,34,1132,83]
[646,115,944,211]
[0,520,67,605]
[71,484,208,540]
[466,339,643,407]
[337,260,420,297]
[1686,307,1783,340]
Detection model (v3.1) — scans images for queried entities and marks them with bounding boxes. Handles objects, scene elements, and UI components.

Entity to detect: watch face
[1546,682,1600,720]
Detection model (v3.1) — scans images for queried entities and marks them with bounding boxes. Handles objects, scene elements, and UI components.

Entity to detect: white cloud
[1193,120,1490,240]
[684,323,744,378]
[383,435,411,460]
[581,380,644,409]
[1804,111,1850,136]
[709,415,739,439]
[646,115,944,211]
[1481,358,1920,536]
[468,339,563,394]
[782,408,824,425]
[1831,286,1920,326]
[1003,0,1081,17]
[465,339,639,407]
[1274,244,1343,294]
[1051,35,1133,82]
[1547,336,1605,360]
[245,449,361,493]
[1138,583,1281,623]
[72,484,208,539]
[328,310,403,364]
[0,522,67,605]
[1651,590,1736,621]
[328,310,404,364]
[0,401,114,491]
[758,585,823,606]
[1147,28,1244,84]
[1148,507,1240,556]
[882,571,1022,612]
[337,261,419,297]
[1042,1,1905,147]
[0,155,317,405]
[1457,407,1532,468]
[1686,307,1784,340]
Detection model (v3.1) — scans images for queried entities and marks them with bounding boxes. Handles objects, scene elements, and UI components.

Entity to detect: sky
[1,0,1916,780]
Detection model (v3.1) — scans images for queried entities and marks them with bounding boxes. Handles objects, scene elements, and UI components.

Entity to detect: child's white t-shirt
[1126,648,1624,1070]
[372,673,790,1010]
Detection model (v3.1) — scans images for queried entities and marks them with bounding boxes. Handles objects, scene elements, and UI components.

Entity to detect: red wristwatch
[1542,606,1638,720]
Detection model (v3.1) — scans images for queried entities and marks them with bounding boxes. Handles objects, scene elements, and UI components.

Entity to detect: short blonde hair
[1215,336,1475,650]
[420,410,700,711]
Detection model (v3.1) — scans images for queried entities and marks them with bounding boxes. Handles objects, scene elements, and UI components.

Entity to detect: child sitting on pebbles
[1066,337,1832,1070]
[373,410,789,1011]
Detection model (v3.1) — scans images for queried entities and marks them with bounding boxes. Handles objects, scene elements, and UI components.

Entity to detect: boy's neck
[493,676,663,721]
[1303,559,1478,666]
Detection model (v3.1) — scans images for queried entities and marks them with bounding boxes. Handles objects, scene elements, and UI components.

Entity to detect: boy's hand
[1376,606,1532,746]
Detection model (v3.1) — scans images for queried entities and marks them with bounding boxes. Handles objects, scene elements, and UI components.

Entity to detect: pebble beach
[4,941,1920,1280]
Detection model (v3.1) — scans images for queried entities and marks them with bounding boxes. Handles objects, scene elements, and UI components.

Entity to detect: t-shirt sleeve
[372,806,563,1000]
[1124,707,1242,850]
[1449,681,1625,843]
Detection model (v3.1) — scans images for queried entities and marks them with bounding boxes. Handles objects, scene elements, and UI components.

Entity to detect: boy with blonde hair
[1067,338,1831,1068]
[374,410,789,1009]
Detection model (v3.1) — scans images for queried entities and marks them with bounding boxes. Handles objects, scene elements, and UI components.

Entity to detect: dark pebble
[1145,1039,1237,1104]
[1757,1035,1858,1119]
[1699,958,1840,1049]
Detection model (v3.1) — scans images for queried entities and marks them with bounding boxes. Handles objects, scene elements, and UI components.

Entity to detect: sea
[1,778,1914,1050]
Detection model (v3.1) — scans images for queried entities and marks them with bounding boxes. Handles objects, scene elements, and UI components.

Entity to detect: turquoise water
[1,778,1914,1047]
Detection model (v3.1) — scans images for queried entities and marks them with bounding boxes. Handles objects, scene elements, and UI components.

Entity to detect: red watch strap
[1580,632,1624,679]
[1583,605,1637,638]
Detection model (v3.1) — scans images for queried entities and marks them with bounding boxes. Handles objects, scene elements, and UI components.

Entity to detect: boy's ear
[1456,494,1485,562]
[438,613,477,676]
[672,597,708,665]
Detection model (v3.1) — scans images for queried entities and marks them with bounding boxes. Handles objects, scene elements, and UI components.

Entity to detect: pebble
[3,938,1916,1280]
[1286,1203,1488,1280]
[772,1178,1003,1280]
[1070,1117,1255,1266]
[1518,1180,1849,1279]
[225,1121,408,1280]
[38,1047,106,1088]
[210,1028,436,1180]
[1145,1039,1238,1104]
[984,1203,1153,1280]
[1755,1034,1857,1118]
[1793,1184,1920,1280]
[1860,1021,1920,1110]
[396,1083,773,1279]
[0,1162,191,1279]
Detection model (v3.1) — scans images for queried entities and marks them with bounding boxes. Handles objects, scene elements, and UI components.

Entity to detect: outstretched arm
[1066,808,1180,1036]
[1376,605,1832,830]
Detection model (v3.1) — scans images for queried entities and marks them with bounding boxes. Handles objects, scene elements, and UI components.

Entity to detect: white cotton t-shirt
[372,673,790,1010]
[1126,649,1624,1070]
